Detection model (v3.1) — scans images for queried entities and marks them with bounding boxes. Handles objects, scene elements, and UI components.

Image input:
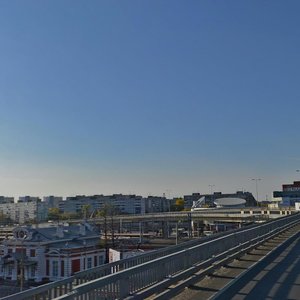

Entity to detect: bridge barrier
[51,212,300,300]
[1,213,299,300]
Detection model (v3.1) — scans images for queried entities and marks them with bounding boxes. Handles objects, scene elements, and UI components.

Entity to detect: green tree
[172,198,184,211]
[81,204,91,219]
[0,212,13,225]
[48,207,60,220]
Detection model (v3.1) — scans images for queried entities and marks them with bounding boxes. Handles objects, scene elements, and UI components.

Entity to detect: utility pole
[209,184,215,206]
[104,210,108,264]
[209,184,215,195]
[110,208,115,247]
[20,258,24,292]
[20,241,24,292]
[176,222,178,245]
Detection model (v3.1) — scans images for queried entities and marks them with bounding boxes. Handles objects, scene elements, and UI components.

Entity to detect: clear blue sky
[0,1,299,200]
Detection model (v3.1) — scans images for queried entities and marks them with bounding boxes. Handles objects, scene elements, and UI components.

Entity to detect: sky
[0,1,300,200]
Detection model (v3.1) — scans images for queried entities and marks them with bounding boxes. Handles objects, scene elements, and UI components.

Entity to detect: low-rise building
[0,222,105,283]
[273,181,300,206]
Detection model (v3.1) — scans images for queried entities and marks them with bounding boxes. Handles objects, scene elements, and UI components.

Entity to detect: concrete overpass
[85,207,294,224]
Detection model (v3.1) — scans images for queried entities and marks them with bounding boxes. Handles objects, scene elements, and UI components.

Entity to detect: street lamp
[208,184,215,205]
[251,178,262,202]
[208,185,215,195]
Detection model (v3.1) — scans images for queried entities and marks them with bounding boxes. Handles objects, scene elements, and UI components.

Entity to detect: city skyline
[0,1,300,200]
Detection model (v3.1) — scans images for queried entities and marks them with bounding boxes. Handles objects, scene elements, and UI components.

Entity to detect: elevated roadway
[170,222,300,300]
[77,207,294,224]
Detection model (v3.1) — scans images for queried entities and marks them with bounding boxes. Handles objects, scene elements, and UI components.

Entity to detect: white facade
[59,194,146,216]
[109,248,145,263]
[0,201,48,224]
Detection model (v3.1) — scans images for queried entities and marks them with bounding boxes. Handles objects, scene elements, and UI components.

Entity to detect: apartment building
[0,197,48,224]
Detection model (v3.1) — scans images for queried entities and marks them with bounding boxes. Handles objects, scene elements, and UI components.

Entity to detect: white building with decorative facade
[0,222,105,283]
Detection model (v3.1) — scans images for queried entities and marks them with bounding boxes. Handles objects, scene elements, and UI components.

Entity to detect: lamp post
[208,184,215,195]
[165,190,172,212]
[251,178,262,203]
[83,240,87,270]
[65,242,69,277]
[208,185,215,206]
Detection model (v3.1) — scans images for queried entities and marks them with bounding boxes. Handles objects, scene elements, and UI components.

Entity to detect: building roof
[214,197,246,206]
[6,222,99,244]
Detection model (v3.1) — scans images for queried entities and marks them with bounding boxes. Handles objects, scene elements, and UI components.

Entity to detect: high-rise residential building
[0,197,48,224]
[43,196,63,208]
[0,197,14,204]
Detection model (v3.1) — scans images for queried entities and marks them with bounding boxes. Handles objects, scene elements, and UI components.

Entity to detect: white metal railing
[1,212,299,300]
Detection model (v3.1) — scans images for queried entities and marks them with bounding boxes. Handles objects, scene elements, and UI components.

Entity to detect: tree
[0,212,13,226]
[48,207,60,221]
[81,204,91,219]
[172,198,184,211]
[97,203,117,263]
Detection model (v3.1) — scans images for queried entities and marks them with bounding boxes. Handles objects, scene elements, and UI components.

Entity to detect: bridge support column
[193,221,203,237]
[187,212,192,238]
[119,219,123,233]
[162,221,168,238]
[139,222,143,243]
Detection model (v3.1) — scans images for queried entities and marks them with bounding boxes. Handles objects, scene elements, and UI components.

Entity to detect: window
[87,257,92,269]
[30,249,36,257]
[52,261,58,277]
[61,260,64,277]
[99,256,104,265]
[46,260,49,276]
[94,256,97,267]
[31,266,35,278]
[8,265,13,276]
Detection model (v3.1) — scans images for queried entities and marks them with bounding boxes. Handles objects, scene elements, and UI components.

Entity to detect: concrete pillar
[139,222,143,243]
[161,221,168,238]
[119,219,123,233]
